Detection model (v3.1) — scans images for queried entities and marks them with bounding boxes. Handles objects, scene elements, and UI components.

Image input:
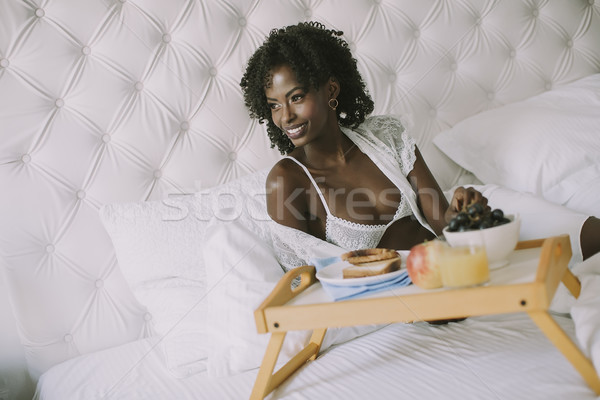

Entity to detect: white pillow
[204,212,386,378]
[100,195,209,378]
[203,212,308,377]
[434,73,600,217]
[101,167,385,379]
[99,169,272,378]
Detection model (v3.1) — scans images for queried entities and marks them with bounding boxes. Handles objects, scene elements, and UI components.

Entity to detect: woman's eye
[269,103,280,110]
[291,94,304,102]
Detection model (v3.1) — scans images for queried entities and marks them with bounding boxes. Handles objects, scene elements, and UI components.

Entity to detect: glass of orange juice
[439,241,490,288]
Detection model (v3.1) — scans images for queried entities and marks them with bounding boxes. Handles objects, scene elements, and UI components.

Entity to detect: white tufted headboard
[1,1,599,398]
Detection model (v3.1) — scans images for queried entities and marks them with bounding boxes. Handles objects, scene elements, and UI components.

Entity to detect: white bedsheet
[35,313,597,400]
[567,254,600,376]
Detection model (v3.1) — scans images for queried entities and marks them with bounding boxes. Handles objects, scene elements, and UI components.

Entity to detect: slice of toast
[342,256,402,279]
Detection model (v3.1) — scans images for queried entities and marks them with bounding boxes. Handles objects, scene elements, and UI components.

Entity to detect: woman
[240,21,487,251]
[240,22,600,258]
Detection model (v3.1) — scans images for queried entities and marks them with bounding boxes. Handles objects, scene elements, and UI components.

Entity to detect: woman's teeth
[287,123,306,137]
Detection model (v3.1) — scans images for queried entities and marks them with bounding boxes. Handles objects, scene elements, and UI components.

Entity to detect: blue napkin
[310,256,412,302]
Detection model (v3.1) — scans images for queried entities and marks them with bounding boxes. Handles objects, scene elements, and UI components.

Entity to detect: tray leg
[250,330,326,400]
[561,268,581,299]
[528,310,600,394]
[250,332,286,400]
[308,328,327,361]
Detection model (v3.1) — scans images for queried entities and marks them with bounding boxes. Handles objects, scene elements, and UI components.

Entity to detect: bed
[1,1,600,399]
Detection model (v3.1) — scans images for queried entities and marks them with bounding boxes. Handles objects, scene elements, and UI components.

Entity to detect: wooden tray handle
[254,265,317,333]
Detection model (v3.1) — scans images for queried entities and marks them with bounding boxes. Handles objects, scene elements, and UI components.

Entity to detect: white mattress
[35,313,596,400]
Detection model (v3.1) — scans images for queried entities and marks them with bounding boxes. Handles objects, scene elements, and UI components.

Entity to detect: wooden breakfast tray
[250,235,600,399]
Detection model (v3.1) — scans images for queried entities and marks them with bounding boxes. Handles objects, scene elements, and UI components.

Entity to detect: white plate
[316,251,409,287]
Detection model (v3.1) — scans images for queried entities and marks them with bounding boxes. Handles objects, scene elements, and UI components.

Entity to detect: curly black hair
[240,21,374,154]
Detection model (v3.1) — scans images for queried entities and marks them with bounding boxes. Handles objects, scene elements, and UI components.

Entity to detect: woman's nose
[281,104,294,124]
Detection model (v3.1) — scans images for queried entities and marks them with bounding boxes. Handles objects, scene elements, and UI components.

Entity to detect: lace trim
[393,194,411,219]
[325,219,385,250]
[270,222,343,271]
[328,214,388,230]
[364,116,400,167]
[324,192,411,250]
[325,194,410,232]
[364,115,417,175]
[400,133,417,175]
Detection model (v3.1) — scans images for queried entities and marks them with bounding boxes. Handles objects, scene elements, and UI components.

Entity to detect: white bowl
[442,214,521,269]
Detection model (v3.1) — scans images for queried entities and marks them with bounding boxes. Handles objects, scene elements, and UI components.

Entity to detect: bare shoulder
[265,157,311,231]
[266,157,306,191]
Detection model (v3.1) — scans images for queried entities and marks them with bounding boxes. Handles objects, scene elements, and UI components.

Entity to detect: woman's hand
[445,186,490,224]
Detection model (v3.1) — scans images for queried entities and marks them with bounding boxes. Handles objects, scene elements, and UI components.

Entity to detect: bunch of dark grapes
[446,204,511,232]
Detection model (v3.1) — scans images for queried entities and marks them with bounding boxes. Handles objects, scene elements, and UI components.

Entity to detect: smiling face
[265,64,335,147]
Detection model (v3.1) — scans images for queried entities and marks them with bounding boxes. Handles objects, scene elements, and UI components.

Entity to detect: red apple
[406,240,445,289]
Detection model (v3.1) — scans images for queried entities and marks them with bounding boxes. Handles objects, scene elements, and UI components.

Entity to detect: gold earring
[328,98,339,110]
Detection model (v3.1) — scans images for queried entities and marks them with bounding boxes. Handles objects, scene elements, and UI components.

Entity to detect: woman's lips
[285,123,307,139]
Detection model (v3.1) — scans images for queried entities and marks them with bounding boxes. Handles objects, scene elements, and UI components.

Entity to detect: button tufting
[238,17,246,27]
[35,8,45,18]
[509,49,516,58]
[118,0,127,3]
[209,67,218,77]
[134,81,144,91]
[228,151,237,161]
[162,33,171,43]
[64,334,73,343]
[102,133,111,143]
[95,279,104,288]
[304,9,312,18]
[153,170,162,179]
[76,190,86,200]
[348,42,356,52]
[475,18,482,26]
[532,9,539,17]
[567,39,573,48]
[81,46,91,56]
[450,63,457,71]
[180,121,190,131]
[545,82,553,90]
[0,58,9,68]
[21,154,31,164]
[144,313,153,321]
[429,108,437,117]
[413,29,421,38]
[373,0,381,4]
[388,73,396,82]
[45,244,55,254]
[55,98,65,108]
[589,0,595,5]
[487,92,495,100]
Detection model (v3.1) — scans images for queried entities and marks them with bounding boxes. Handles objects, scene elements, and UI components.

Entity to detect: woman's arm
[581,216,600,260]
[407,147,488,236]
[406,147,449,235]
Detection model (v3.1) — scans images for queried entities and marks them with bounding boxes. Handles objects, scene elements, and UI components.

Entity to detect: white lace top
[283,156,413,250]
